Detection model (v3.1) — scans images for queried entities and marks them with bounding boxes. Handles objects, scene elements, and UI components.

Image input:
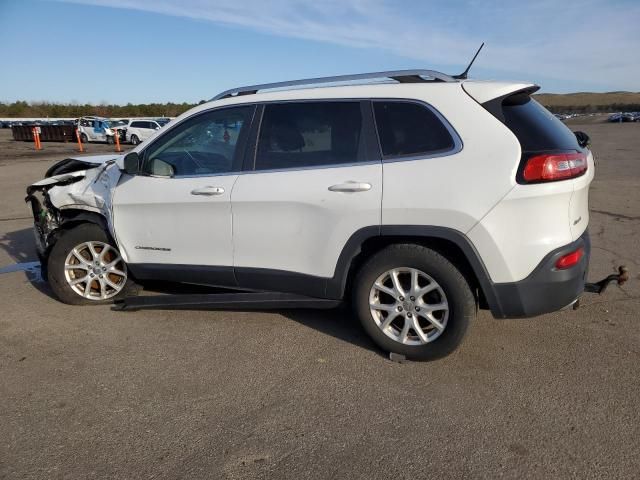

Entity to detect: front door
[112,105,256,285]
[231,101,382,296]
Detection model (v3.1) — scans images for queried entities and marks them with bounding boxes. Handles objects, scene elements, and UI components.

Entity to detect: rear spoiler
[462,82,540,124]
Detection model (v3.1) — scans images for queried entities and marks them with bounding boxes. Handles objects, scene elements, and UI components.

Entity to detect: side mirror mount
[122,152,141,175]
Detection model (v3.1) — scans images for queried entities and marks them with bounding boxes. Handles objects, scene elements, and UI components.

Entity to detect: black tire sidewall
[131,135,139,145]
[354,245,475,361]
[47,223,132,305]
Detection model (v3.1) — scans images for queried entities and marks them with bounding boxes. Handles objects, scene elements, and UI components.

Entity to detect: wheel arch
[45,209,113,258]
[330,225,505,317]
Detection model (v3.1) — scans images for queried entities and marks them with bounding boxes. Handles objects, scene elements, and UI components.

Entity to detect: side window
[130,121,142,128]
[143,105,254,177]
[254,102,363,171]
[373,101,455,158]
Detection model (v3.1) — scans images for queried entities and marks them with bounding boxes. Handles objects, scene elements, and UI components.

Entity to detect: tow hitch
[584,265,629,294]
[573,265,629,310]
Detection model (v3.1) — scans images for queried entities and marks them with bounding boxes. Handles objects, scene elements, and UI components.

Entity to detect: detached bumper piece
[113,292,340,312]
[584,266,629,295]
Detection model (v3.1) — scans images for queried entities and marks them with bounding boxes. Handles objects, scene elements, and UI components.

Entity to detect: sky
[0,0,638,104]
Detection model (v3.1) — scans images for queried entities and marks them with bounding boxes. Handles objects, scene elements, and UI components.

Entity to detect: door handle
[190,186,225,196]
[328,181,372,193]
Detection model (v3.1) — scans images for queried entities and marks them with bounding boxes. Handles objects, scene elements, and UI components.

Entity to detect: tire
[130,134,139,145]
[47,223,135,305]
[80,133,88,143]
[107,135,114,144]
[353,244,475,361]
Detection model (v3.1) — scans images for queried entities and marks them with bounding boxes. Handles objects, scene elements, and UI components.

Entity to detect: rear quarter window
[373,101,456,158]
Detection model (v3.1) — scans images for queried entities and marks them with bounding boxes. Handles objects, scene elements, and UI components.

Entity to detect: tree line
[0,101,207,118]
[1,99,639,118]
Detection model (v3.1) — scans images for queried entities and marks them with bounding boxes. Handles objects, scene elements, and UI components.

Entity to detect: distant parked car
[126,119,162,145]
[106,119,130,144]
[77,116,112,143]
[608,112,635,123]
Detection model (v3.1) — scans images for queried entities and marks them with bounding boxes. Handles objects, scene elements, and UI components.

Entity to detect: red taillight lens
[522,152,587,183]
[555,247,584,269]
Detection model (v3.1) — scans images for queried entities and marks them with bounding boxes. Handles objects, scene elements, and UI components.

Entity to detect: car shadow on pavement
[0,226,56,299]
[282,308,382,356]
[142,280,381,356]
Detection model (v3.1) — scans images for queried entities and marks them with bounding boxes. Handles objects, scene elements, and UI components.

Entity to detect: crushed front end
[25,156,122,260]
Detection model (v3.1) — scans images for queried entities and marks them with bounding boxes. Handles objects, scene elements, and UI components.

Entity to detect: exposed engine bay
[25,155,123,258]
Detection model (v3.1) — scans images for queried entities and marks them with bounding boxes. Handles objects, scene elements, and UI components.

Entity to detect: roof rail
[211,69,457,101]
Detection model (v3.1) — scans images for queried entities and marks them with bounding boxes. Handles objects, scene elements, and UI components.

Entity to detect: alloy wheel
[369,267,449,345]
[64,241,127,300]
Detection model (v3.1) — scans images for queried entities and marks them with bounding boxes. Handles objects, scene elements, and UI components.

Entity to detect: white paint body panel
[111,174,238,266]
[379,85,521,234]
[231,164,381,277]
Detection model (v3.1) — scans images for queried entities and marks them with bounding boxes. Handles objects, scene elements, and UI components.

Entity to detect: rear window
[495,94,580,152]
[255,102,364,171]
[373,101,455,158]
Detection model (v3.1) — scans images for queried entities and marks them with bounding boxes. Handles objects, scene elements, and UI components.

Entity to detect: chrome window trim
[140,97,463,179]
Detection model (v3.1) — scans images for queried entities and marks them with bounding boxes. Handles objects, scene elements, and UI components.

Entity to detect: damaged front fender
[25,155,123,258]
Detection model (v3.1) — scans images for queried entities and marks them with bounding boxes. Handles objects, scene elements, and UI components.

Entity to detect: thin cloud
[55,0,640,90]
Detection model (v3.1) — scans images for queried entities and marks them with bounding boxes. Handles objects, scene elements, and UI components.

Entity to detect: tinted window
[130,121,144,128]
[143,106,253,177]
[373,102,455,158]
[255,102,363,171]
[500,95,580,151]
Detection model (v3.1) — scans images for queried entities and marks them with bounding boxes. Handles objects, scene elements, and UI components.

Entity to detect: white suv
[26,70,594,360]
[126,119,163,145]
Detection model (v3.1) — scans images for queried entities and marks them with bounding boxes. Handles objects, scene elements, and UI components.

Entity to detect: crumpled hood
[44,153,123,178]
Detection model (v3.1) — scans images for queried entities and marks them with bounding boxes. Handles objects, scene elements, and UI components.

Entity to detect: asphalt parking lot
[1,125,639,479]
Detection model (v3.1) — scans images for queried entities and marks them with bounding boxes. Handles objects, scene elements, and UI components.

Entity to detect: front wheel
[353,244,475,360]
[47,223,134,305]
[130,134,139,145]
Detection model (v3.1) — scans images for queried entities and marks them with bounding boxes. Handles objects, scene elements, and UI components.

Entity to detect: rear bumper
[489,230,590,318]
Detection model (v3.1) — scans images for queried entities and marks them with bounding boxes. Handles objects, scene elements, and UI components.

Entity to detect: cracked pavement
[0,124,639,479]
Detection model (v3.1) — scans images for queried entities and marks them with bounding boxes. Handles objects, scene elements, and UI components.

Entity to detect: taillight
[522,152,587,183]
[555,247,584,269]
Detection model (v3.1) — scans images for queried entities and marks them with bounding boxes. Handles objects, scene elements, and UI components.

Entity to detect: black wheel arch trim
[327,225,503,315]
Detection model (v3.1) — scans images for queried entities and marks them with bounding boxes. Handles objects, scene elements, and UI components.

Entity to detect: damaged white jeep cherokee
[27,69,608,360]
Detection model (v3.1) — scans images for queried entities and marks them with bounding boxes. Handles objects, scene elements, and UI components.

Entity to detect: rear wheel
[130,134,139,145]
[47,223,134,305]
[353,244,475,360]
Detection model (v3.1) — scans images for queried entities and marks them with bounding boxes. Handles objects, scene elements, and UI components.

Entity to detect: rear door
[230,100,382,296]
